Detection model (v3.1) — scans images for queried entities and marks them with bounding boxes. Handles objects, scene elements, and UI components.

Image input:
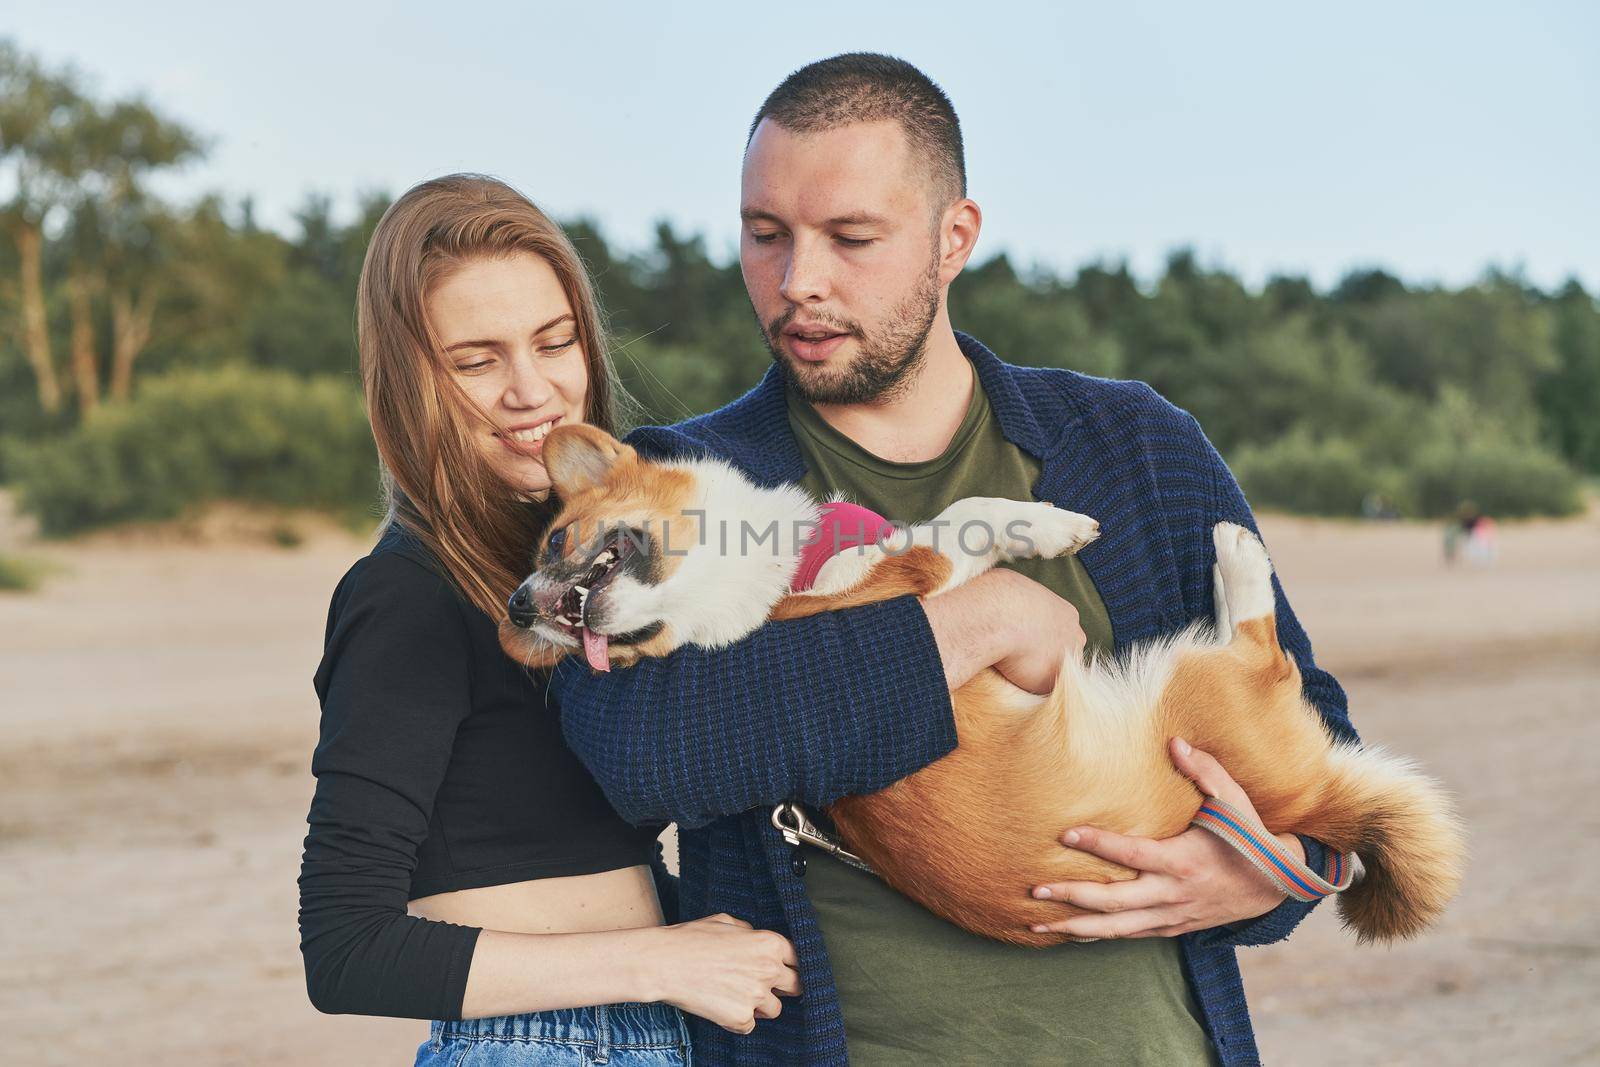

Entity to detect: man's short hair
[748,53,966,209]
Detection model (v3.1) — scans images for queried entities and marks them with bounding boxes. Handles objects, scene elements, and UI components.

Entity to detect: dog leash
[771,797,1360,902]
[771,802,875,876]
[1189,795,1360,901]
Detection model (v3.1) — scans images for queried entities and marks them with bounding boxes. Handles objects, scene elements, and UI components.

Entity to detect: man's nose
[779,238,829,304]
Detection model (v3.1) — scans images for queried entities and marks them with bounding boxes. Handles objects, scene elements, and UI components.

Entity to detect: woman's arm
[462,917,799,1033]
[299,551,484,1018]
[299,549,798,1026]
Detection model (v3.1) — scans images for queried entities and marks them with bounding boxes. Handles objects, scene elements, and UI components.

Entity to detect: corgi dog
[499,424,1465,947]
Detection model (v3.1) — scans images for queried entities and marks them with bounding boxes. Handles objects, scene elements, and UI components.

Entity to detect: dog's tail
[1304,742,1466,942]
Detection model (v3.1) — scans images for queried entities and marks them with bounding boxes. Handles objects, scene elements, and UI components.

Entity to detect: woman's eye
[455,359,493,372]
[541,339,578,355]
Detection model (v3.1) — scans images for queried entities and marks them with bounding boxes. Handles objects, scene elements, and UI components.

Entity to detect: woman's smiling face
[426,253,590,496]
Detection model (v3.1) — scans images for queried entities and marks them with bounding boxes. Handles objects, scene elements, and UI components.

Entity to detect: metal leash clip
[771,801,874,874]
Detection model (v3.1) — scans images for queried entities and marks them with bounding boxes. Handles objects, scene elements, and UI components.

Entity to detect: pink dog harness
[790,500,897,593]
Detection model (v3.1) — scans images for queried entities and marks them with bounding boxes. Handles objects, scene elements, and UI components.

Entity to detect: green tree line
[2,39,1594,533]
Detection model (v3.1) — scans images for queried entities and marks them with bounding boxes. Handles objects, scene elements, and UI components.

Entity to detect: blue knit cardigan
[552,333,1359,1066]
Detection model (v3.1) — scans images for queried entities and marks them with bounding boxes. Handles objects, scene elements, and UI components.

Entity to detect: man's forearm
[554,596,958,826]
[919,571,1010,690]
[922,569,1087,695]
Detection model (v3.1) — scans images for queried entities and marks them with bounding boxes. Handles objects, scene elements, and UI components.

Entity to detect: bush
[1231,427,1584,520]
[6,366,379,536]
[1231,433,1398,517]
[0,552,53,592]
[1407,438,1584,519]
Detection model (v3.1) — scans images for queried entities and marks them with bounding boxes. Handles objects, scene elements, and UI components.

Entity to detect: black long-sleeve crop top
[297,525,661,1019]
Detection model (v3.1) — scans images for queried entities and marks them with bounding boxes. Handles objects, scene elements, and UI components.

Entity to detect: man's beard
[758,254,941,406]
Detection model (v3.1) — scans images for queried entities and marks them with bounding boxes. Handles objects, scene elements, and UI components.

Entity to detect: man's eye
[836,236,874,248]
[750,232,781,245]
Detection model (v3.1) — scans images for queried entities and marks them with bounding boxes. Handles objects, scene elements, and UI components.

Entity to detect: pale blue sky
[9,1,1598,289]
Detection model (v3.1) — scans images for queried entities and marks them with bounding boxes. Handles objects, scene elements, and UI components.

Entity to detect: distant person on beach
[1444,501,1498,566]
[296,176,801,1066]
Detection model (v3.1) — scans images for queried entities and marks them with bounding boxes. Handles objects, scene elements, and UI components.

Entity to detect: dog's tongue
[581,626,611,673]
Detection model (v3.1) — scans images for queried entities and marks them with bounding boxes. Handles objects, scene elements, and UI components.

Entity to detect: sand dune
[3,503,1596,1065]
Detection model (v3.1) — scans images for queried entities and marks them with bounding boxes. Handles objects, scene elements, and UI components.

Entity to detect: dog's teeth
[574,585,589,596]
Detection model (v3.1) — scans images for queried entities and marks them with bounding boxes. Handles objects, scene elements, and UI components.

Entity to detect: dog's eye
[546,527,568,555]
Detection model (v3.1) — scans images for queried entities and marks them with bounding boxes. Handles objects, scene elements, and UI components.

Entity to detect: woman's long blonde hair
[357,173,623,619]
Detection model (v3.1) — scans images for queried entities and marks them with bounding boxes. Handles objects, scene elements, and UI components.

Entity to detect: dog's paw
[1213,522,1274,623]
[1006,503,1100,560]
[606,645,643,669]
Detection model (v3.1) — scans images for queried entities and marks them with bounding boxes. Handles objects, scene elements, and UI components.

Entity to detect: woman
[298,174,800,1066]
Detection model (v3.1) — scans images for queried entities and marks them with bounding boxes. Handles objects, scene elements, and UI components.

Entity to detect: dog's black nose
[507,584,538,628]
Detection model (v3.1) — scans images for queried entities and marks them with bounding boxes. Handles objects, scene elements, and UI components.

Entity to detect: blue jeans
[415,1002,692,1066]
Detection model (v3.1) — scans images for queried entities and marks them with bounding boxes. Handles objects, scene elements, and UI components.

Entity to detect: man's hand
[922,570,1086,694]
[1026,738,1304,939]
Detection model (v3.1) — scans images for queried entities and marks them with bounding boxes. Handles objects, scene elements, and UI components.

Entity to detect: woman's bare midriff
[408,864,664,935]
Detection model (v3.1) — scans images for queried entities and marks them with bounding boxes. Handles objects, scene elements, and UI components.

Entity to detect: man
[553,54,1356,1066]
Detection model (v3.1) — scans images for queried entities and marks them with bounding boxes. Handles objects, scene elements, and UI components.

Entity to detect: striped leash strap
[773,799,1360,908]
[1189,796,1360,902]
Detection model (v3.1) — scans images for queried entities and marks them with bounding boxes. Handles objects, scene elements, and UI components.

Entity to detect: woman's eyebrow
[532,313,575,335]
[445,337,500,353]
[444,313,574,352]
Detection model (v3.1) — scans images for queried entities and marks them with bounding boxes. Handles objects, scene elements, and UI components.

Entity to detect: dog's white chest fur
[601,458,821,649]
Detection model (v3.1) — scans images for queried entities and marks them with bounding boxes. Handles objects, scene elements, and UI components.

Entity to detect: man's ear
[542,424,634,494]
[938,198,983,286]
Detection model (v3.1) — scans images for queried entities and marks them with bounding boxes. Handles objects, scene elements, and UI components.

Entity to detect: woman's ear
[542,424,633,494]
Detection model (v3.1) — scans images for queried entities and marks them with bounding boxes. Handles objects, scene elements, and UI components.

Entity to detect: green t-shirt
[787,379,1218,1066]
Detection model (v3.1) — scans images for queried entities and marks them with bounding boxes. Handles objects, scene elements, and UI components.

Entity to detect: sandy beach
[3,501,1597,1065]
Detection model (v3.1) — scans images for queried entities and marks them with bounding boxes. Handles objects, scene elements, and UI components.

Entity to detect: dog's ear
[542,424,634,493]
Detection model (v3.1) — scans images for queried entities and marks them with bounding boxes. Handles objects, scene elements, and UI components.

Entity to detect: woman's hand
[923,569,1086,694]
[1026,739,1303,938]
[636,913,802,1034]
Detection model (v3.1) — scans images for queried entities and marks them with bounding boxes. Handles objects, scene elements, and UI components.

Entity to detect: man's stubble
[756,246,943,407]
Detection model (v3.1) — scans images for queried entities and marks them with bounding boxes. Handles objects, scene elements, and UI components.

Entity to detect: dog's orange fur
[500,427,704,667]
[503,426,1466,946]
[774,550,1463,946]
